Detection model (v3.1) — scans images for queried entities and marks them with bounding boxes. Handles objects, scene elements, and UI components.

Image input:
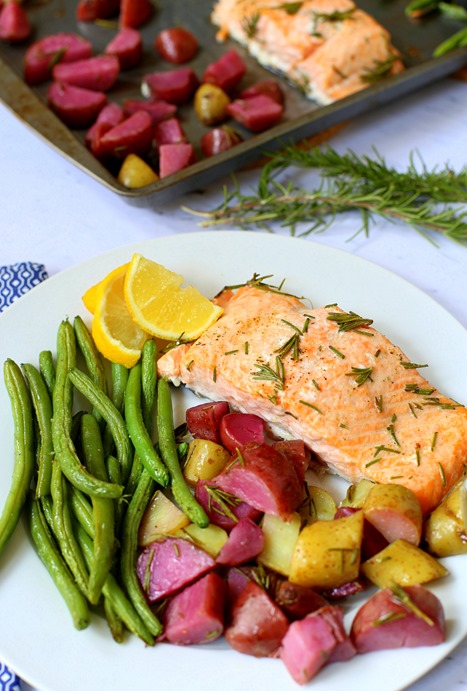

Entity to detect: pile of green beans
[0,317,206,644]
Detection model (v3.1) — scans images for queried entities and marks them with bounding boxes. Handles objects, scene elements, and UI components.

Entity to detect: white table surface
[1,71,467,691]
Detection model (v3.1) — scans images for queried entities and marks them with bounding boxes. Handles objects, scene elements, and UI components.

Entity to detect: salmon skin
[158,284,467,515]
[211,0,404,105]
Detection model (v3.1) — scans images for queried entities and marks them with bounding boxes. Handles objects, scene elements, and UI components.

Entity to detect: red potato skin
[85,102,125,158]
[225,580,289,657]
[272,439,310,483]
[155,27,198,64]
[275,581,328,621]
[216,517,264,566]
[24,33,93,86]
[162,572,226,645]
[104,27,143,70]
[52,55,120,92]
[76,0,120,21]
[136,537,215,602]
[123,99,177,125]
[186,401,230,444]
[85,101,124,147]
[202,48,246,94]
[195,479,262,532]
[154,117,186,147]
[119,0,153,28]
[200,127,242,158]
[0,1,31,43]
[239,79,285,105]
[351,585,446,653]
[158,142,196,178]
[280,606,354,685]
[227,94,284,133]
[143,67,199,105]
[99,110,153,159]
[214,442,304,519]
[48,82,107,129]
[219,413,266,454]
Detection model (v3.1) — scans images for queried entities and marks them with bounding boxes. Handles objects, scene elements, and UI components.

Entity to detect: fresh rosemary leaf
[185,145,467,244]
[361,55,398,84]
[346,366,374,386]
[327,310,373,332]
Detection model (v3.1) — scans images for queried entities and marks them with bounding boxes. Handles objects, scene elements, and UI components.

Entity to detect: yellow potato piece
[138,491,190,547]
[304,485,337,523]
[258,512,301,576]
[289,510,364,589]
[340,479,375,508]
[183,523,228,558]
[118,154,159,189]
[361,538,449,588]
[183,439,231,485]
[424,479,467,557]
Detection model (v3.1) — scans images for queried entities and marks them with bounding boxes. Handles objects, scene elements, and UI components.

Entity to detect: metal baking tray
[1,0,466,201]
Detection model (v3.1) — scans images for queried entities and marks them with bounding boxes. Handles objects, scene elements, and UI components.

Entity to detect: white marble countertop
[1,70,467,691]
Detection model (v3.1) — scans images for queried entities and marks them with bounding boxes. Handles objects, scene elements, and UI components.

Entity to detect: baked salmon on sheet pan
[211,0,405,104]
[158,284,467,515]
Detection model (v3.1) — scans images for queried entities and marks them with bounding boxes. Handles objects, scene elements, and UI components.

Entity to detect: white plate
[0,231,466,691]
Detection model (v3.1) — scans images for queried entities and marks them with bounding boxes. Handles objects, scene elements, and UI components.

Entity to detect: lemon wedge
[91,263,150,368]
[82,262,130,315]
[124,253,223,341]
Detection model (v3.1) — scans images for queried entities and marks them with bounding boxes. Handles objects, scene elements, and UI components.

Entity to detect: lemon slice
[82,262,130,315]
[91,263,150,367]
[124,253,223,341]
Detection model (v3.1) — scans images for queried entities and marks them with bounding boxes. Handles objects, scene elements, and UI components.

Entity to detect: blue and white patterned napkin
[0,262,48,313]
[0,262,48,691]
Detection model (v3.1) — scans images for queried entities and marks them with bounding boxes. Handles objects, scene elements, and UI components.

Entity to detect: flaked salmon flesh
[157,285,467,515]
[211,0,404,104]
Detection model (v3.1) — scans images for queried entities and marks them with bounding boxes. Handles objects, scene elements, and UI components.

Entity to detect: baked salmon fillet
[158,284,467,515]
[211,0,404,104]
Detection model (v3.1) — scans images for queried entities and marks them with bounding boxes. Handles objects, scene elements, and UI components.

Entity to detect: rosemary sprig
[242,12,260,38]
[185,146,467,245]
[346,366,374,386]
[251,357,285,389]
[361,55,398,83]
[327,310,373,332]
[273,1,303,14]
[311,8,355,23]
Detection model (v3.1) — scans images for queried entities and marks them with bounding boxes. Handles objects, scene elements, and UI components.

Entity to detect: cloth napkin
[0,262,48,691]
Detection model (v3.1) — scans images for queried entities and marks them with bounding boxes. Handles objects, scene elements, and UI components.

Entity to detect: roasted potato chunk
[289,510,364,589]
[424,479,467,557]
[361,538,449,588]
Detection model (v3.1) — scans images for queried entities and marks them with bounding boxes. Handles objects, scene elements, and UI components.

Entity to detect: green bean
[104,597,125,644]
[125,341,158,497]
[29,497,89,630]
[0,359,35,556]
[51,462,89,596]
[39,350,55,397]
[76,523,154,645]
[68,485,94,539]
[104,363,129,457]
[433,26,467,56]
[120,467,162,637]
[106,454,125,531]
[22,363,54,498]
[125,363,169,488]
[111,362,128,414]
[81,413,115,605]
[74,315,108,425]
[157,378,209,528]
[68,367,132,485]
[52,321,123,499]
[141,339,157,431]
